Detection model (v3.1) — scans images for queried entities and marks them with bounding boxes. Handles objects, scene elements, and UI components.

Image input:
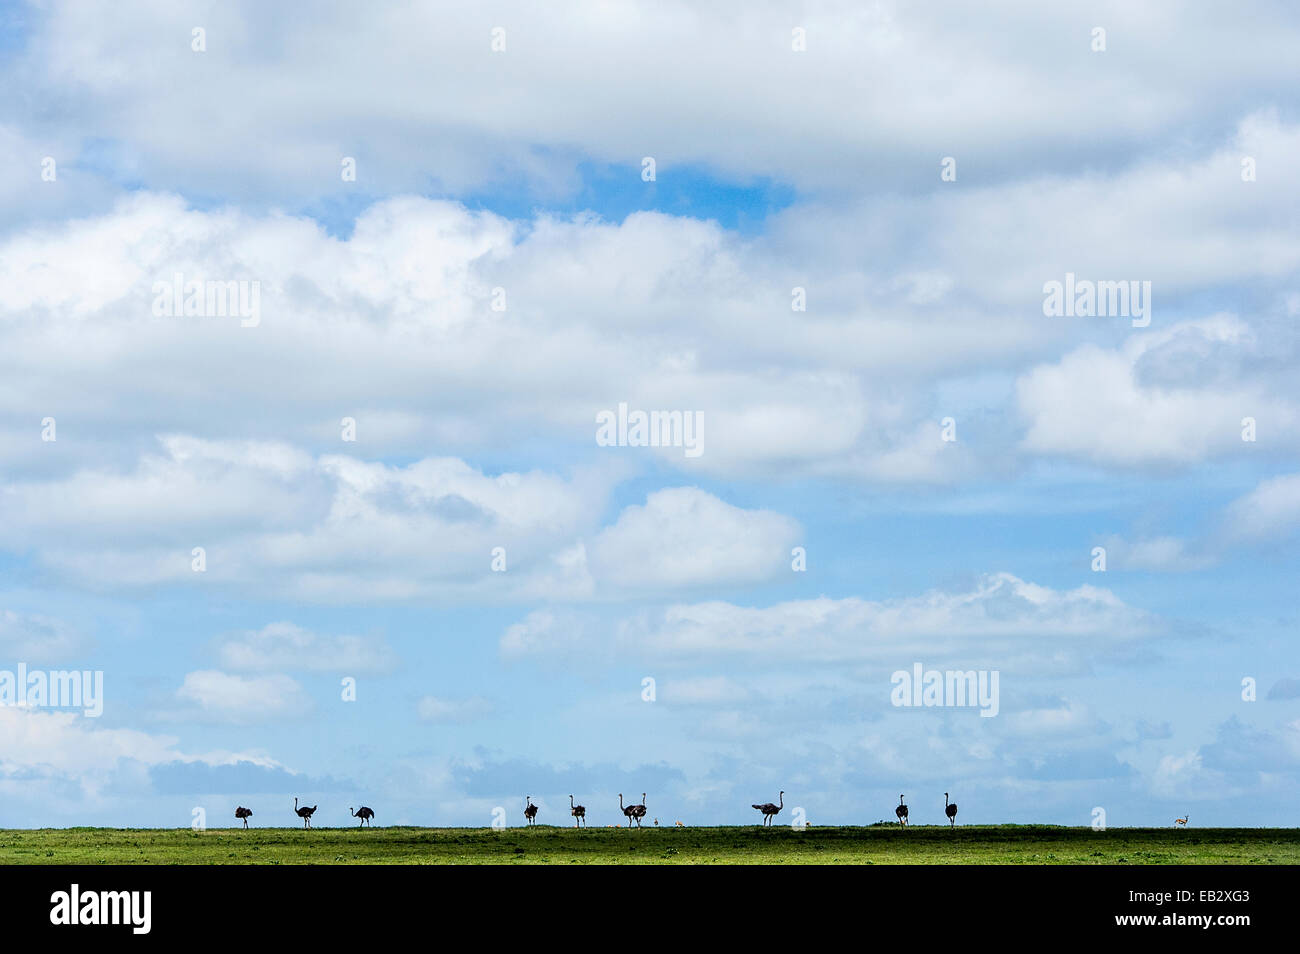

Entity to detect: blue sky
[1,1,1299,830]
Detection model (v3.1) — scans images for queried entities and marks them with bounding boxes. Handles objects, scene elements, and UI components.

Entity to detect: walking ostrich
[524,795,539,826]
[569,794,586,828]
[895,795,908,827]
[234,806,253,829]
[944,792,958,828]
[620,793,648,828]
[294,797,317,829]
[751,791,784,826]
[350,806,375,827]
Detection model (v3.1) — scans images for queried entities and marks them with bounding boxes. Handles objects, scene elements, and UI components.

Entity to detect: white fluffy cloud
[0,706,179,777]
[1017,315,1299,466]
[10,1,1300,202]
[0,194,966,483]
[586,487,799,591]
[1222,472,1300,542]
[174,671,311,724]
[5,108,1300,484]
[503,572,1165,672]
[1097,535,1216,572]
[0,435,796,601]
[0,704,285,795]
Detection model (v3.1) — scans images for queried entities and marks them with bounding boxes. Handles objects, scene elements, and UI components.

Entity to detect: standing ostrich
[632,793,647,827]
[350,806,375,827]
[569,795,586,828]
[294,797,317,829]
[944,792,958,828]
[751,791,784,826]
[619,793,647,828]
[234,806,253,829]
[524,795,539,826]
[895,795,908,827]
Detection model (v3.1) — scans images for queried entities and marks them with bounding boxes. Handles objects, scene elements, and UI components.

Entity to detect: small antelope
[1174,815,1189,827]
[674,820,684,827]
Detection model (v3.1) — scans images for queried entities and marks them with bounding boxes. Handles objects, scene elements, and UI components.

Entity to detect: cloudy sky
[1,0,1298,829]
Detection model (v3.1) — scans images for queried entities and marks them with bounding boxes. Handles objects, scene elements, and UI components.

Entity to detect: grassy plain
[1,824,1295,865]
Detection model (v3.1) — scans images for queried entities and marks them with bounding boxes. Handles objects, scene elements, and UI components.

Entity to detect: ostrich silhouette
[294,797,317,829]
[751,791,784,826]
[944,792,958,828]
[524,795,539,826]
[619,793,647,828]
[234,806,253,829]
[569,795,586,828]
[350,806,375,827]
[895,795,908,827]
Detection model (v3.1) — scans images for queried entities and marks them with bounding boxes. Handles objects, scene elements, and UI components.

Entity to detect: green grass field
[1,825,1296,864]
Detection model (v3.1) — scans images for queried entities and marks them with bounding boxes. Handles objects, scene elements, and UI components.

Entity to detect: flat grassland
[0,825,1296,864]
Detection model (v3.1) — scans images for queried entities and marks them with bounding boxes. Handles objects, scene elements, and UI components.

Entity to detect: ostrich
[895,794,908,827]
[944,792,958,828]
[350,806,375,827]
[619,793,647,828]
[524,795,539,826]
[1174,815,1189,827]
[294,797,317,829]
[234,806,253,829]
[632,793,647,827]
[751,791,784,826]
[569,794,586,828]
